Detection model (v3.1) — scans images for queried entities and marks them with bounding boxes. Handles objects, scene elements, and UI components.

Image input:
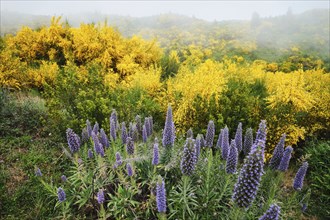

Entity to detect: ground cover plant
[37,106,310,219]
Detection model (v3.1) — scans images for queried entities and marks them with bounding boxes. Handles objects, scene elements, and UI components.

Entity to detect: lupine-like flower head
[110,119,117,141]
[254,120,267,148]
[81,128,89,143]
[293,162,308,190]
[57,187,66,202]
[221,126,229,160]
[226,140,238,174]
[135,115,142,133]
[156,176,167,213]
[243,128,253,155]
[269,134,286,169]
[259,204,280,220]
[149,116,153,135]
[115,152,122,166]
[195,135,201,157]
[110,109,117,128]
[100,128,110,148]
[61,175,67,182]
[235,122,243,152]
[142,124,148,143]
[199,134,206,148]
[92,132,105,157]
[86,119,92,137]
[186,128,193,139]
[126,137,135,155]
[35,168,42,177]
[278,146,293,171]
[131,123,139,141]
[93,122,99,135]
[180,138,197,176]
[232,141,264,208]
[88,148,93,159]
[145,117,151,137]
[121,122,128,145]
[205,120,215,148]
[97,189,105,204]
[66,128,81,153]
[126,163,133,177]
[152,138,159,165]
[216,129,223,149]
[162,105,175,147]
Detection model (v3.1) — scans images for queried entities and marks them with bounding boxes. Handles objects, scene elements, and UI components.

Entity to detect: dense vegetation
[0,10,329,219]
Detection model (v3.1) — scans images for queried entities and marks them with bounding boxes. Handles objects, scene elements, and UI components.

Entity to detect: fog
[1,0,329,21]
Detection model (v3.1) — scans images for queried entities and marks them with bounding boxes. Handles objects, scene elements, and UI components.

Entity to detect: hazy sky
[1,0,329,21]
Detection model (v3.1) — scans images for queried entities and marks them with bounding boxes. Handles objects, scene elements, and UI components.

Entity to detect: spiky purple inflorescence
[35,168,42,177]
[135,115,142,133]
[121,122,128,145]
[221,126,229,160]
[232,142,264,208]
[61,175,67,182]
[269,134,286,169]
[152,138,159,165]
[142,125,148,143]
[92,132,104,157]
[97,189,105,204]
[259,204,281,220]
[278,146,293,171]
[199,134,206,148]
[186,128,193,138]
[86,119,92,137]
[149,116,153,135]
[293,162,308,191]
[57,187,66,202]
[100,128,110,148]
[110,109,117,128]
[115,152,122,166]
[254,120,267,148]
[180,138,197,176]
[93,122,99,135]
[195,136,201,157]
[216,129,223,149]
[131,124,139,141]
[156,176,167,213]
[205,120,215,148]
[110,119,116,141]
[226,140,238,174]
[126,137,135,155]
[243,128,253,155]
[145,117,151,137]
[126,163,133,177]
[66,128,81,153]
[235,123,243,152]
[162,105,175,147]
[81,128,89,143]
[88,148,93,159]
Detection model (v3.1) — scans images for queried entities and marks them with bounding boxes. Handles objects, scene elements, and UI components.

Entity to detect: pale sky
[1,0,329,21]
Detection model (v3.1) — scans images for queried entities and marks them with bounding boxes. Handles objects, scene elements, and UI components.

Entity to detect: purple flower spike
[162,105,175,147]
[115,152,122,166]
[232,142,264,208]
[93,122,99,135]
[86,119,92,138]
[156,176,167,213]
[97,189,105,204]
[92,132,104,157]
[100,128,110,148]
[121,122,128,145]
[269,134,286,169]
[254,120,267,149]
[131,124,139,141]
[35,168,42,177]
[221,126,229,160]
[186,128,193,139]
[88,148,93,159]
[235,122,243,152]
[149,116,153,135]
[259,204,281,220]
[205,120,215,148]
[216,129,223,149]
[180,138,197,176]
[61,175,67,182]
[145,117,151,137]
[66,128,81,153]
[135,115,142,133]
[226,140,238,174]
[81,128,89,143]
[278,146,293,171]
[152,138,159,165]
[293,162,308,191]
[199,134,206,148]
[126,163,133,177]
[110,109,118,128]
[57,187,66,202]
[110,119,117,141]
[243,128,253,155]
[126,137,135,155]
[195,135,201,157]
[142,125,148,143]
